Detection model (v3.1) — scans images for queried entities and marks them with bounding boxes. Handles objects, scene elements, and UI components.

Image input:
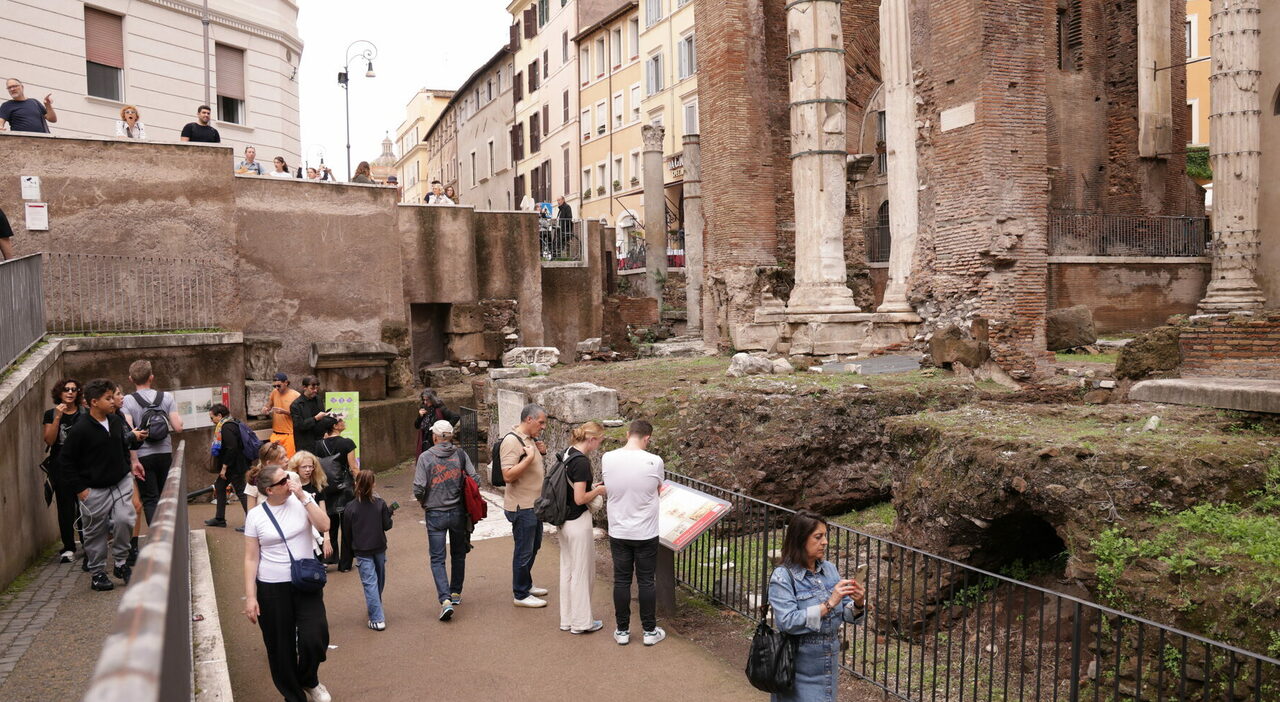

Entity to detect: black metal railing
[84,441,190,702]
[459,406,479,467]
[1049,213,1210,257]
[0,254,44,369]
[617,229,685,271]
[540,219,584,263]
[667,471,1280,702]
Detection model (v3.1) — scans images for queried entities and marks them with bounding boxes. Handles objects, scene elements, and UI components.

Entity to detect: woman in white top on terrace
[270,156,294,179]
[243,464,333,702]
[114,105,146,139]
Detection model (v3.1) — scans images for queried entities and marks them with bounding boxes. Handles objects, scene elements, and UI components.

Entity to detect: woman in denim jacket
[768,510,867,702]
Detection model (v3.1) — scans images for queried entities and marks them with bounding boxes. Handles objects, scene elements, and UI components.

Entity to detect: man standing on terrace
[0,78,56,133]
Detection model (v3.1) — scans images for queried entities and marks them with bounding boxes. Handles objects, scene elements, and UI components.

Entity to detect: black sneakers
[204,517,228,528]
[91,573,114,591]
[113,563,132,585]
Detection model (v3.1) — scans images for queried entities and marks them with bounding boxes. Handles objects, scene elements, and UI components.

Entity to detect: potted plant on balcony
[583,190,592,200]
[596,186,606,196]
[612,180,622,191]
[630,176,640,187]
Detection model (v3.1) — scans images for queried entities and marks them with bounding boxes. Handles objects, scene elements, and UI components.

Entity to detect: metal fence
[0,254,45,369]
[866,223,892,263]
[459,406,479,466]
[84,441,190,702]
[540,219,584,263]
[617,229,685,271]
[42,252,220,334]
[1049,213,1210,257]
[667,471,1280,702]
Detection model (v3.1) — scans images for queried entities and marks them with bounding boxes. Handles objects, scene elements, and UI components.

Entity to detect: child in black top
[345,470,393,630]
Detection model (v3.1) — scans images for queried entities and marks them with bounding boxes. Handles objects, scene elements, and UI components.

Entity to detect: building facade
[454,48,517,210]
[0,0,303,166]
[424,106,459,196]
[576,2,643,228]
[1185,0,1210,148]
[508,0,580,211]
[638,0,698,231]
[393,89,454,203]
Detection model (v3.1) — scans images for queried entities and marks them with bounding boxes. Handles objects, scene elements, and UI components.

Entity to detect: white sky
[296,1,510,180]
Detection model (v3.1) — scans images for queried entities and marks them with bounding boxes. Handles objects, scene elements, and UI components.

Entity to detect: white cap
[430,419,455,436]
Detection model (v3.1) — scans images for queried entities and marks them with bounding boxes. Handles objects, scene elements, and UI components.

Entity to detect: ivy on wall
[1186,146,1212,181]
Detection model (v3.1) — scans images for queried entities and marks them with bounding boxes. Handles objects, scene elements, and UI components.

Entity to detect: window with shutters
[581,48,591,84]
[524,8,537,38]
[538,0,549,26]
[628,19,640,59]
[563,90,570,123]
[645,53,664,96]
[84,8,124,101]
[1057,0,1083,71]
[514,72,524,103]
[563,147,570,195]
[596,38,607,77]
[582,109,592,139]
[563,31,569,63]
[215,44,246,124]
[612,28,623,67]
[582,168,592,194]
[542,104,549,135]
[645,0,663,28]
[677,33,696,79]
[510,23,521,51]
[528,61,540,92]
[596,101,607,135]
[529,112,541,153]
[511,123,525,162]
[613,93,624,128]
[683,99,698,135]
[515,173,526,204]
[543,50,549,79]
[630,84,641,122]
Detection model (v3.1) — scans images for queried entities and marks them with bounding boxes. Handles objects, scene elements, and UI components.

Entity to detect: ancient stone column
[1199,0,1265,312]
[642,124,668,300]
[784,0,860,314]
[682,133,704,334]
[876,0,921,314]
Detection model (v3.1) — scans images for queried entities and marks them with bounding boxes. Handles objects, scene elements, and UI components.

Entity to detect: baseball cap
[273,372,288,382]
[430,419,455,435]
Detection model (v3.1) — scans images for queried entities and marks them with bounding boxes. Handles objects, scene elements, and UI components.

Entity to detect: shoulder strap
[260,502,298,564]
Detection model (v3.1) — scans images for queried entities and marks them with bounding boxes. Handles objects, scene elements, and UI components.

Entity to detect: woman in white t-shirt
[243,464,333,702]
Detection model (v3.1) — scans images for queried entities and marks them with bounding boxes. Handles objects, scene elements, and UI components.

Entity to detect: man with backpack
[498,403,550,608]
[204,403,258,528]
[121,359,184,525]
[413,419,479,621]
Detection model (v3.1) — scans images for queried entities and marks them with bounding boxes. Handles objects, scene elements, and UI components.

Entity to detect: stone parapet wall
[1179,312,1280,380]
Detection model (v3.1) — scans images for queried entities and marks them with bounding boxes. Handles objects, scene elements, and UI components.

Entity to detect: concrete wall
[541,221,607,357]
[0,342,65,589]
[473,210,545,346]
[354,397,420,472]
[1047,259,1210,333]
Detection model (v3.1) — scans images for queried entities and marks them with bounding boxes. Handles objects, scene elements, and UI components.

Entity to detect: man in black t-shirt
[180,104,221,143]
[0,78,55,133]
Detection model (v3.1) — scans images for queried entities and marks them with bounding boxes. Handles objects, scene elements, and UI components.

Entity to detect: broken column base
[736,310,921,356]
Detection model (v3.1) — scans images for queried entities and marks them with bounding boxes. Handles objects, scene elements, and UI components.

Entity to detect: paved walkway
[199,467,762,702]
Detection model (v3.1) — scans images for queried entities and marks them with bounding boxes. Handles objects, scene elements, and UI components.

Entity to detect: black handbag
[745,569,799,693]
[260,501,327,593]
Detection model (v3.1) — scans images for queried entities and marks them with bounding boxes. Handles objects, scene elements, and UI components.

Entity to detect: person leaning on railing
[768,510,867,702]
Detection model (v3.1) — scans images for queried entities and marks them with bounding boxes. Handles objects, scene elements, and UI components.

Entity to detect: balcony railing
[617,229,685,271]
[1049,212,1209,257]
[540,218,584,264]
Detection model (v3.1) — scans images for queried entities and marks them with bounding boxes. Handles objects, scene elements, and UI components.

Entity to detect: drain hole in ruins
[975,513,1068,581]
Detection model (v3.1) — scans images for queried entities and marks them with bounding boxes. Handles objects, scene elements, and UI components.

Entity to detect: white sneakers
[514,595,547,608]
[614,629,631,645]
[59,551,74,564]
[643,627,667,646]
[304,683,331,702]
[570,620,604,635]
[529,585,549,597]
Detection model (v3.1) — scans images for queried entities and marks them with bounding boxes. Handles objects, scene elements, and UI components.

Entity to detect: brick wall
[1047,261,1209,333]
[1179,313,1280,380]
[603,295,659,351]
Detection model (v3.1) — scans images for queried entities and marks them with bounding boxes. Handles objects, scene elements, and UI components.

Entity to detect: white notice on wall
[24,203,48,231]
[20,175,41,200]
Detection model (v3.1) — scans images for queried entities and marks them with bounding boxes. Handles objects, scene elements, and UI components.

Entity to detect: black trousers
[257,580,329,702]
[137,452,173,524]
[213,471,248,521]
[54,482,80,553]
[610,536,659,633]
[325,509,354,571]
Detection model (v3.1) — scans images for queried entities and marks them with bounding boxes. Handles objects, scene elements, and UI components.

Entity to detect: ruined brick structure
[699,0,1197,376]
[1179,312,1280,380]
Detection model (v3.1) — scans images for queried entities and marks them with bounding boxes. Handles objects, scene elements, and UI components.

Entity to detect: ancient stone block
[1046,306,1098,351]
[246,380,273,418]
[449,332,504,363]
[1115,326,1182,380]
[503,346,561,367]
[930,325,991,369]
[425,366,463,388]
[489,367,532,380]
[576,337,602,354]
[727,352,775,377]
[534,382,620,424]
[447,303,485,334]
[243,336,282,381]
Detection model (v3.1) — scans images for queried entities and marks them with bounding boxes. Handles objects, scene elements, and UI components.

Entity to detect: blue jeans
[504,507,543,599]
[355,553,386,623]
[426,509,468,604]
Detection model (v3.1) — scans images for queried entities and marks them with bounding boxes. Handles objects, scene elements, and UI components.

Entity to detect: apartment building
[454,48,517,210]
[1185,0,1210,149]
[638,0,697,230]
[0,0,303,165]
[393,89,454,203]
[508,0,580,211]
[575,2,643,229]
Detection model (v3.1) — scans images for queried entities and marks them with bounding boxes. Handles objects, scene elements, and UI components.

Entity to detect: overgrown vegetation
[1186,146,1212,181]
[1054,351,1118,366]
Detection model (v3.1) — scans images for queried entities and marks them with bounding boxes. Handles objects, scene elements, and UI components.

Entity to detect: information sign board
[658,480,732,551]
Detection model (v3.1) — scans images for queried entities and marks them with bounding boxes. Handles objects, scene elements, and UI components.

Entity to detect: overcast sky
[297,1,510,179]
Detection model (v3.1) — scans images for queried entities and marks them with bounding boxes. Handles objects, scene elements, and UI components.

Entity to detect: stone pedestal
[309,341,398,401]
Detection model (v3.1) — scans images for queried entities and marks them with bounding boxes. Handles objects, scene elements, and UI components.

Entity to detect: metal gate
[458,406,479,466]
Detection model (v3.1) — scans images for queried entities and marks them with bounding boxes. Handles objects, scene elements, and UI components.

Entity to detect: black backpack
[316,437,354,510]
[132,391,171,443]
[534,448,573,527]
[220,418,263,464]
[489,432,520,487]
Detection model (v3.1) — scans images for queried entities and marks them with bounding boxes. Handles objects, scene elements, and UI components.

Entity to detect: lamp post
[338,40,377,181]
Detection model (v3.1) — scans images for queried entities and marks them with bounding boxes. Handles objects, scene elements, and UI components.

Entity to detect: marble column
[877,0,921,314]
[642,124,668,300]
[682,133,704,334]
[784,0,860,314]
[1199,0,1265,312]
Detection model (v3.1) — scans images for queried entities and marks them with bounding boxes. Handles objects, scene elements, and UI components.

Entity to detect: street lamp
[338,39,377,181]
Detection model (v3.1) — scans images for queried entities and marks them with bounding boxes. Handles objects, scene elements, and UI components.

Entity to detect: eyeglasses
[270,475,290,488]
[271,383,284,389]
[62,386,79,393]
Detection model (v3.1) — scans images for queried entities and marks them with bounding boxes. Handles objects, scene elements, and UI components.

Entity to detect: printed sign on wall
[324,391,360,468]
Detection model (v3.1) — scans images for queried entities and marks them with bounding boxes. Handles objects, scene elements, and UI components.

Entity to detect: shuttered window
[84,8,124,101]
[215,44,246,123]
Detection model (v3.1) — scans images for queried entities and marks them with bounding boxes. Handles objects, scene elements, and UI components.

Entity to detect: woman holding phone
[767,510,867,702]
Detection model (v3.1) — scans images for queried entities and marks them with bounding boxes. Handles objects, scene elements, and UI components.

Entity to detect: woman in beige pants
[559,421,607,634]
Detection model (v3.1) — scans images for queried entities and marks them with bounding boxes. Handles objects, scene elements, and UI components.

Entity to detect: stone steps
[1129,378,1280,414]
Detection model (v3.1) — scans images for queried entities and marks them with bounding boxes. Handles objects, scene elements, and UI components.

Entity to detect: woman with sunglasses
[43,378,85,563]
[244,463,333,702]
[114,105,146,139]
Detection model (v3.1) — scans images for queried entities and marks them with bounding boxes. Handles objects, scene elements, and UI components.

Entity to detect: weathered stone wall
[473,210,545,348]
[1179,312,1280,380]
[1047,260,1210,333]
[540,222,607,359]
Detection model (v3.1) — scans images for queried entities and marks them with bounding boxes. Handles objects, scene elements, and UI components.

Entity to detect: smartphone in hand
[853,564,869,587]
[390,501,401,512]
